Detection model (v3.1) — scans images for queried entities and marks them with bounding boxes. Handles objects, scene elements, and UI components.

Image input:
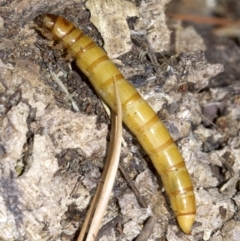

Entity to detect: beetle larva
[39,14,196,234]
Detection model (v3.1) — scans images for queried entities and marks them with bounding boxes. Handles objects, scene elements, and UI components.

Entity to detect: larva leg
[39,14,196,234]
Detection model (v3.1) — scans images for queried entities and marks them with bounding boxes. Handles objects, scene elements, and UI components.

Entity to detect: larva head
[42,14,57,29]
[41,14,75,40]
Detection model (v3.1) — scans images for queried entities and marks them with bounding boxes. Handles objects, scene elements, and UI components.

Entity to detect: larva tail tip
[177,215,195,234]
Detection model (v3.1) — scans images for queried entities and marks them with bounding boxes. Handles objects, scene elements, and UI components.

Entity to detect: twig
[77,77,123,241]
[167,13,240,27]
[135,216,156,241]
[49,68,80,111]
[118,164,148,208]
[97,215,122,238]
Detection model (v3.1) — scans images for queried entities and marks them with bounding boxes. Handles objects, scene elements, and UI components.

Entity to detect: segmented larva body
[40,14,196,234]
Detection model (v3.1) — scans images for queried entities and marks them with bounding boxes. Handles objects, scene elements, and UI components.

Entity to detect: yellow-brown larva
[39,14,196,234]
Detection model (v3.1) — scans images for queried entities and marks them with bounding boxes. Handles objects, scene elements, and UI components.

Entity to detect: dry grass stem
[77,78,123,241]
